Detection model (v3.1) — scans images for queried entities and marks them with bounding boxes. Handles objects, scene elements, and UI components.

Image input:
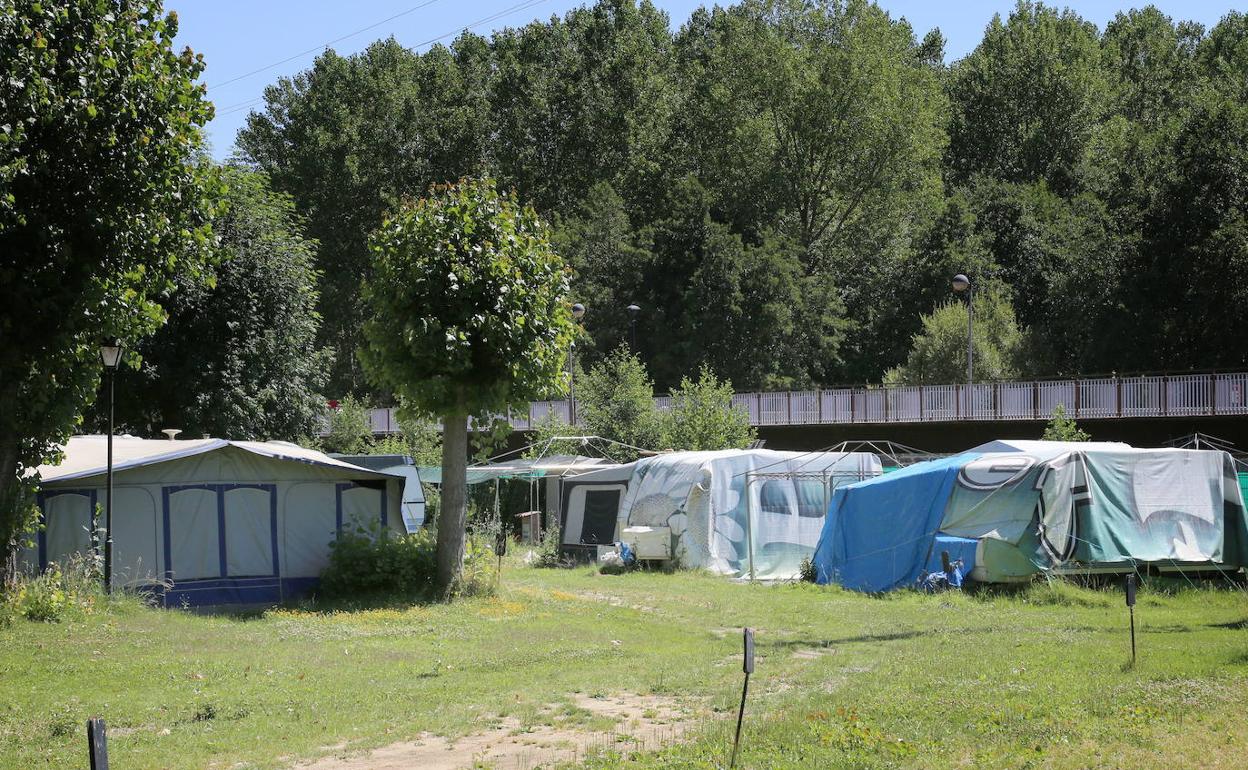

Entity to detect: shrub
[531,522,569,568]
[798,556,818,583]
[319,525,492,600]
[2,555,105,622]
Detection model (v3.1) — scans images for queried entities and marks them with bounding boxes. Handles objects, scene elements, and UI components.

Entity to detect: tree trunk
[435,412,469,599]
[0,437,23,589]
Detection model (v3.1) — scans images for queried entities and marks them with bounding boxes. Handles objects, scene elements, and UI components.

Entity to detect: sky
[171,0,1239,160]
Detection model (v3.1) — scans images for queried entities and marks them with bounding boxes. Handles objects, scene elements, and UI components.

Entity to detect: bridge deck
[363,372,1248,434]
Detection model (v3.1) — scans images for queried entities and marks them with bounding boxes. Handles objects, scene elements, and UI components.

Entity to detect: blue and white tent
[23,436,404,606]
[812,440,1248,592]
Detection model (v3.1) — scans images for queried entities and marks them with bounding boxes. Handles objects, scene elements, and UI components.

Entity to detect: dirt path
[298,693,699,770]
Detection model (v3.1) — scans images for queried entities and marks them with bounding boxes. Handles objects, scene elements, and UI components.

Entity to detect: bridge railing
[356,371,1248,434]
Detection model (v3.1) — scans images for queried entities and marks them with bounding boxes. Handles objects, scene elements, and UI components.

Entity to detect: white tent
[561,449,882,579]
[23,436,404,606]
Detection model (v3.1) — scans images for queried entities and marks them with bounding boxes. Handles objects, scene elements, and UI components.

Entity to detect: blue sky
[171,0,1238,160]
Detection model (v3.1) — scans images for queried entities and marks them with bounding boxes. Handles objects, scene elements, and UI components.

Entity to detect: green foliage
[238,0,1248,398]
[523,414,584,459]
[530,522,567,569]
[577,347,661,459]
[0,0,219,570]
[319,527,491,600]
[1041,404,1092,442]
[320,395,373,455]
[2,556,106,623]
[360,177,574,419]
[885,289,1023,384]
[98,166,331,440]
[370,414,443,466]
[659,366,757,451]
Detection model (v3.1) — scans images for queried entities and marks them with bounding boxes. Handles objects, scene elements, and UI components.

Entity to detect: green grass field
[2,565,1246,769]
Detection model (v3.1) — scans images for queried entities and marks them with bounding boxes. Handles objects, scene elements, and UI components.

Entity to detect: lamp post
[952,275,973,416]
[626,303,640,350]
[99,339,124,594]
[570,303,585,425]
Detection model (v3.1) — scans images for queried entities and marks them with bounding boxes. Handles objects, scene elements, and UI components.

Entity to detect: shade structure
[813,440,1248,592]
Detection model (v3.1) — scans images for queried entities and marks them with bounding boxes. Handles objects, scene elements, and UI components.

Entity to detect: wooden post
[1210,373,1217,416]
[87,719,108,770]
[816,389,824,424]
[1161,376,1169,417]
[1115,376,1122,417]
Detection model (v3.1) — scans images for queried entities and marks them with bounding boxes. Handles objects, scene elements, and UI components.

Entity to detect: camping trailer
[561,449,883,579]
[812,440,1248,592]
[23,436,405,606]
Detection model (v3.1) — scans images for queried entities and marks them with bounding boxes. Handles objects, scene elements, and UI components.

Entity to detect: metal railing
[359,371,1248,433]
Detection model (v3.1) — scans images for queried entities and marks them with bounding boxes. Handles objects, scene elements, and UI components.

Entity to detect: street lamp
[99,339,124,594]
[569,303,585,425]
[952,274,973,389]
[626,303,640,350]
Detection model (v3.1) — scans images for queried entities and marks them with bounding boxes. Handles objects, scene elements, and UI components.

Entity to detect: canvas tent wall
[560,449,882,579]
[813,440,1248,592]
[23,436,404,606]
[333,454,425,532]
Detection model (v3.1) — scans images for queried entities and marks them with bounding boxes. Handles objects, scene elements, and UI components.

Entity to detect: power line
[209,0,446,91]
[211,0,553,120]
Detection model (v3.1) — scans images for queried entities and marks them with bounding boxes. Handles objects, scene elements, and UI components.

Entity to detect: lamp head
[99,339,124,370]
[952,274,971,292]
[571,302,586,320]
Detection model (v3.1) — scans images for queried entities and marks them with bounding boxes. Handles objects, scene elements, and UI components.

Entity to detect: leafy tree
[884,290,1023,384]
[99,167,330,440]
[371,417,443,467]
[577,347,662,459]
[239,37,491,397]
[1041,404,1091,441]
[0,0,218,575]
[360,178,573,596]
[320,395,373,455]
[947,1,1107,193]
[523,414,584,459]
[659,366,756,451]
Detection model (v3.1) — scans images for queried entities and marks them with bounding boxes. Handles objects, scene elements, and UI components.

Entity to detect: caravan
[561,449,882,579]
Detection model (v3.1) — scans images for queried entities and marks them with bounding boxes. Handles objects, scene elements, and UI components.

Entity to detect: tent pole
[746,476,756,582]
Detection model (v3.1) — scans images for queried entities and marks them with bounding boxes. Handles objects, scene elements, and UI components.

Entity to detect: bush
[531,522,568,568]
[1,555,105,623]
[319,525,492,600]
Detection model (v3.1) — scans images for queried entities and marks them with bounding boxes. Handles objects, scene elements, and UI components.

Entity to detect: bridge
[364,371,1248,451]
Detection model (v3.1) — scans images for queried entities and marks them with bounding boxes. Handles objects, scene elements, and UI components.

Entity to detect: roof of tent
[419,454,619,485]
[37,436,398,484]
[970,439,1130,453]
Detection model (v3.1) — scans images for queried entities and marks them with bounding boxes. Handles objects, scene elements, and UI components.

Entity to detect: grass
[0,564,1246,769]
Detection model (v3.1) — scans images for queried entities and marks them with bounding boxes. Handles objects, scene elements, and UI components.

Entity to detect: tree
[100,167,330,440]
[360,178,573,596]
[884,290,1023,384]
[577,347,662,460]
[320,395,373,455]
[1041,404,1091,441]
[659,366,756,451]
[238,37,492,397]
[946,2,1107,193]
[0,1,218,576]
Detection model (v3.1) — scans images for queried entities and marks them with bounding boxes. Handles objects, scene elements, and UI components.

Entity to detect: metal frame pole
[104,367,114,594]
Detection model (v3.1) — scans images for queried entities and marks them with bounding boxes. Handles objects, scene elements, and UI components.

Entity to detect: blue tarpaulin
[812,453,979,592]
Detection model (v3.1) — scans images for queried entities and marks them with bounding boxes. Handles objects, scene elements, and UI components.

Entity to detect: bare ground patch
[297,692,701,770]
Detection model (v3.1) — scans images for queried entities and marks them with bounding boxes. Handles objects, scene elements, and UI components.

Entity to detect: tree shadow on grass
[1208,618,1248,630]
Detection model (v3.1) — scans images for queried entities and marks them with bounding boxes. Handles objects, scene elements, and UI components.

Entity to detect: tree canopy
[1,0,218,571]
[233,0,1248,399]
